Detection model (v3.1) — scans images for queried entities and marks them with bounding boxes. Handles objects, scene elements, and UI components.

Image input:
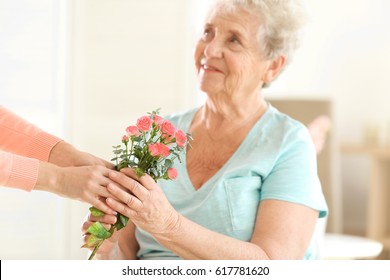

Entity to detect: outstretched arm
[0,106,116,214]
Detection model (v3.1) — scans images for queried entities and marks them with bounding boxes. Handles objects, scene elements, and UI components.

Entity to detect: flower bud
[167,168,178,180]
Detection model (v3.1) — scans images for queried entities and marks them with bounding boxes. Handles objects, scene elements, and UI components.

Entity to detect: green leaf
[134,167,145,178]
[117,214,129,230]
[164,159,173,168]
[87,222,112,239]
[119,214,129,226]
[134,145,143,152]
[133,146,143,157]
[149,108,161,115]
[113,149,123,155]
[89,206,105,217]
[149,167,159,178]
[81,234,103,248]
[117,161,129,170]
[113,214,129,231]
[115,223,124,231]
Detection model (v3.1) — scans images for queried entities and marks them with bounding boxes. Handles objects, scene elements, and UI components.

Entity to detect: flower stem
[88,225,116,260]
[88,240,103,260]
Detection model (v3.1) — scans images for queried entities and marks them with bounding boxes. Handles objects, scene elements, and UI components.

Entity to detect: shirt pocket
[224,176,262,238]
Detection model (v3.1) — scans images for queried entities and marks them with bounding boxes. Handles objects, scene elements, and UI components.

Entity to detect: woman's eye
[202,28,213,40]
[229,36,240,44]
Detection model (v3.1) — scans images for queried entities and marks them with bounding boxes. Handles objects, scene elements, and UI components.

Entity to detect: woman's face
[194,6,269,99]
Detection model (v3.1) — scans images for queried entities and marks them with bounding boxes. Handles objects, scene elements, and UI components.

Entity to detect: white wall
[69,0,195,161]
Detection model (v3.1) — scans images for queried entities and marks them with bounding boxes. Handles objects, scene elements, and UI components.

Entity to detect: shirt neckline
[179,104,274,194]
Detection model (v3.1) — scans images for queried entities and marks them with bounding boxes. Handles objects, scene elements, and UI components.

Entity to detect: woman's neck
[194,95,268,142]
[201,95,268,130]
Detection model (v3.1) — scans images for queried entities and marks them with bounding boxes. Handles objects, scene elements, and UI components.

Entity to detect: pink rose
[126,125,141,136]
[161,120,176,137]
[122,135,129,143]
[136,116,153,131]
[148,144,159,157]
[162,133,174,144]
[167,168,178,180]
[175,129,187,147]
[148,143,170,157]
[153,115,164,126]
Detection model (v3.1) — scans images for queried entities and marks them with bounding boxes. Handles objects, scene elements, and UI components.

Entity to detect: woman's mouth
[201,63,223,73]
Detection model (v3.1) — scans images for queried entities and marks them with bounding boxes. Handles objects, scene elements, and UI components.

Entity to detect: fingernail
[109,171,117,178]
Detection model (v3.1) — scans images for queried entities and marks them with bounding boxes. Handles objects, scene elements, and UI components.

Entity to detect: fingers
[106,196,138,218]
[90,211,117,224]
[81,212,117,234]
[89,196,117,216]
[108,170,149,200]
[107,183,143,210]
[103,160,115,169]
[81,166,119,215]
[119,168,156,189]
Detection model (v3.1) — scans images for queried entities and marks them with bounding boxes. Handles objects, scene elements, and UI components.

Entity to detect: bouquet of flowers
[82,109,190,260]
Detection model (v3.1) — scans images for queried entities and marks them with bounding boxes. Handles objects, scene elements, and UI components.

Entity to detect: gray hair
[211,0,307,64]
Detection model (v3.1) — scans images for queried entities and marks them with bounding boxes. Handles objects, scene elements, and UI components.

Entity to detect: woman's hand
[36,163,118,214]
[59,165,119,214]
[44,140,117,213]
[106,168,180,236]
[81,212,119,257]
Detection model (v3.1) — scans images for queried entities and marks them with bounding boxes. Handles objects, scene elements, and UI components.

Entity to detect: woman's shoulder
[250,103,315,157]
[262,104,310,140]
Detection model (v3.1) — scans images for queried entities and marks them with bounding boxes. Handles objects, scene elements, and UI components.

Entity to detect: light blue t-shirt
[136,104,328,260]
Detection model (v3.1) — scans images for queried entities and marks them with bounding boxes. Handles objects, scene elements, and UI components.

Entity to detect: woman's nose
[204,38,224,58]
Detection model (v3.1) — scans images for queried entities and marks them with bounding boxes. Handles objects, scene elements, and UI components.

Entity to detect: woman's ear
[263,55,286,84]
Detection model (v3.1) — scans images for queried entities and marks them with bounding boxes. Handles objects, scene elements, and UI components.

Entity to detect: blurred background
[1,0,389,259]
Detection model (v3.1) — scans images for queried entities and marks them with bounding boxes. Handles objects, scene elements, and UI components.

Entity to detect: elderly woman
[82,0,328,259]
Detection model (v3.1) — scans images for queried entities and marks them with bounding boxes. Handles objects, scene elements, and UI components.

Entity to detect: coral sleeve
[0,151,39,191]
[0,106,62,161]
[0,106,62,191]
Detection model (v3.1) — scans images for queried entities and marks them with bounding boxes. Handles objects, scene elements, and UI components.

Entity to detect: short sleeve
[260,125,328,218]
